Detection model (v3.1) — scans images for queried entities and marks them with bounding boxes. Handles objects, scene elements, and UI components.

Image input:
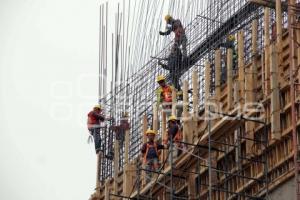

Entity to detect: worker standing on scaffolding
[158,46,183,91]
[165,115,183,162]
[141,129,166,181]
[159,15,187,58]
[87,105,105,154]
[156,75,175,116]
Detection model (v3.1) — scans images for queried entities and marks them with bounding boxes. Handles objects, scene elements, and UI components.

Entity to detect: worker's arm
[157,143,167,150]
[92,111,105,121]
[156,88,163,104]
[159,29,172,36]
[141,143,147,154]
[159,24,172,36]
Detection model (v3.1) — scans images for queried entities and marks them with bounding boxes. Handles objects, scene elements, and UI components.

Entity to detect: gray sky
[0,0,100,199]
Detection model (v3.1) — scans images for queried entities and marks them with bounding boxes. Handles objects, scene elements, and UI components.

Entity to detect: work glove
[159,31,164,35]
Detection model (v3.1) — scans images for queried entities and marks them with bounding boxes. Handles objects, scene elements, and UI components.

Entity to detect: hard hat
[94,105,101,109]
[146,129,156,135]
[122,112,129,118]
[165,14,172,22]
[228,34,235,41]
[156,75,166,82]
[168,115,177,122]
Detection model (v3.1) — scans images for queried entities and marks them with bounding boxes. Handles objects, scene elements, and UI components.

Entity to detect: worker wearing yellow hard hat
[87,104,105,154]
[159,14,188,57]
[165,115,183,162]
[141,129,166,181]
[168,115,177,122]
[155,75,175,111]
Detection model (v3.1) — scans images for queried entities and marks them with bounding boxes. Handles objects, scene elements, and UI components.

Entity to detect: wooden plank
[188,174,196,199]
[238,30,245,104]
[123,163,136,196]
[227,48,234,111]
[153,103,158,132]
[205,60,211,114]
[192,70,199,116]
[113,140,120,199]
[270,43,281,140]
[264,8,271,96]
[215,49,221,102]
[124,129,130,164]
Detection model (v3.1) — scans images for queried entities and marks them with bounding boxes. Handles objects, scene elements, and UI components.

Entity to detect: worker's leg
[180,35,188,57]
[152,157,160,171]
[144,159,153,182]
[92,128,102,154]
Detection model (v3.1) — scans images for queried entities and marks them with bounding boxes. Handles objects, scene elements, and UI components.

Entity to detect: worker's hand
[159,31,164,35]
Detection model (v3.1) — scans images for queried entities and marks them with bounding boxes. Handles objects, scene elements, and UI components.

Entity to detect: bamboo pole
[227,48,233,111]
[264,8,271,96]
[215,49,221,102]
[270,43,281,140]
[252,19,258,102]
[238,30,245,104]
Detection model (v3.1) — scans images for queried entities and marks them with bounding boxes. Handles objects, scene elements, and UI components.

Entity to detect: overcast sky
[0,0,101,199]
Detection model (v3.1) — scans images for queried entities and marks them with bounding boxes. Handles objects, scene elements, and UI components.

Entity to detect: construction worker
[220,34,238,82]
[87,105,105,154]
[141,129,166,181]
[165,115,183,161]
[159,15,187,58]
[156,75,175,114]
[109,112,130,147]
[158,46,183,91]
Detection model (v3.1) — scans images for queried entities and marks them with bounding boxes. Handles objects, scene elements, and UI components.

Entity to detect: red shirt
[87,110,105,129]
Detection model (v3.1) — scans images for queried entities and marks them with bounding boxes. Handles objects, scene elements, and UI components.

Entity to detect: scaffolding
[89,0,300,200]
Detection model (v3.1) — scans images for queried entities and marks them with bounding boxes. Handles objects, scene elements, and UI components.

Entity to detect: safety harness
[143,143,159,164]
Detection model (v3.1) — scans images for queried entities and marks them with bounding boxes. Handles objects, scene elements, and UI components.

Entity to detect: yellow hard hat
[165,14,172,22]
[146,129,156,135]
[94,105,101,109]
[156,75,166,82]
[168,115,177,122]
[228,34,235,41]
[122,112,129,118]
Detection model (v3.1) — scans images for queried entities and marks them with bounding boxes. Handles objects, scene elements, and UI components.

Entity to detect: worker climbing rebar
[87,105,105,154]
[141,129,167,182]
[157,46,183,91]
[159,15,188,58]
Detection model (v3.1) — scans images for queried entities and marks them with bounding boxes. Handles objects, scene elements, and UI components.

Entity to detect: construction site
[88,0,300,199]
